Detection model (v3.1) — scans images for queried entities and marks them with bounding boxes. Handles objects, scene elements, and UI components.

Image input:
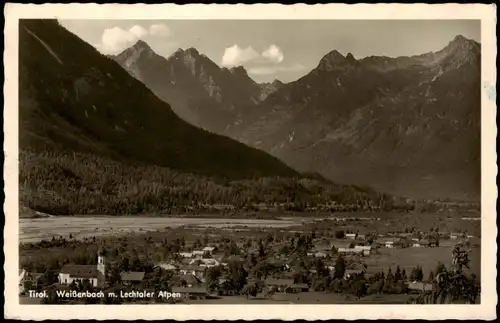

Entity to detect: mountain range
[112,35,481,200]
[19,19,297,180]
[20,19,402,215]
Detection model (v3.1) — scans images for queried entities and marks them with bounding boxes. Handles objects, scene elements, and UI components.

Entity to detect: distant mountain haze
[112,35,481,200]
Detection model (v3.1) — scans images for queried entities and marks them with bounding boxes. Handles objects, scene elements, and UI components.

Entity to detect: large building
[58,249,107,287]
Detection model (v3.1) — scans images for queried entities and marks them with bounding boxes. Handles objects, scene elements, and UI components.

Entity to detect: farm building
[192,250,205,258]
[412,241,423,247]
[179,265,205,278]
[354,245,372,256]
[385,241,395,248]
[19,270,44,294]
[179,252,193,258]
[345,233,357,240]
[202,246,217,255]
[450,233,464,239]
[314,251,327,258]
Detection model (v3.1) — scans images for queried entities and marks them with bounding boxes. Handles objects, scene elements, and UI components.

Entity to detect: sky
[59,19,480,83]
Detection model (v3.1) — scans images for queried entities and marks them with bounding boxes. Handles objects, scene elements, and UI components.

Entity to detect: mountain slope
[112,43,267,133]
[110,34,480,200]
[230,36,481,200]
[19,19,298,180]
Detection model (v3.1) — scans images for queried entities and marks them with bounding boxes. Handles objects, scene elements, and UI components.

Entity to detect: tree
[333,256,346,279]
[435,262,447,275]
[394,280,407,294]
[416,266,424,281]
[334,230,345,239]
[205,266,222,292]
[258,241,265,258]
[23,280,34,293]
[428,270,435,282]
[121,257,130,272]
[109,266,122,285]
[227,262,248,294]
[241,283,258,299]
[394,266,402,281]
[386,268,394,284]
[353,280,367,298]
[69,280,78,291]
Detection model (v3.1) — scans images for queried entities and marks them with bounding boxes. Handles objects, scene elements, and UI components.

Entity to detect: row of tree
[20,150,413,215]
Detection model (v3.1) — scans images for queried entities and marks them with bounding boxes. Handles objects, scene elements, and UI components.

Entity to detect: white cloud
[221,44,286,67]
[247,64,307,76]
[96,24,172,54]
[149,24,171,37]
[262,44,284,63]
[129,25,149,39]
[101,26,139,53]
[221,45,260,67]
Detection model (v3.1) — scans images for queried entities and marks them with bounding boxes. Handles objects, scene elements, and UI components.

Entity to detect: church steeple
[97,247,106,285]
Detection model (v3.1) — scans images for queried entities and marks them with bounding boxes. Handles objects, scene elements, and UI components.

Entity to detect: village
[19,221,480,304]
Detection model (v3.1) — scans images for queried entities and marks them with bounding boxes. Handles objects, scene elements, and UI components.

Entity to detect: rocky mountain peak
[131,40,152,52]
[317,50,356,71]
[229,65,248,75]
[346,52,356,63]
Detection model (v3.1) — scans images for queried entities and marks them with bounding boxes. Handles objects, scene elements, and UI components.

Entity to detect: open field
[364,246,481,279]
[19,216,302,243]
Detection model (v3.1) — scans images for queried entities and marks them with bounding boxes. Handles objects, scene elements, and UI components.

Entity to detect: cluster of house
[20,229,461,300]
[341,231,473,250]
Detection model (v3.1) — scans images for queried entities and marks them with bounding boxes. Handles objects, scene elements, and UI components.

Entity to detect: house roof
[157,263,177,270]
[203,246,216,251]
[171,286,206,294]
[25,272,44,280]
[345,269,364,275]
[120,271,145,281]
[181,265,205,272]
[179,274,200,285]
[60,265,99,278]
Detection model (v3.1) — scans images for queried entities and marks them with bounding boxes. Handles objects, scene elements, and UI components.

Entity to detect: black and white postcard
[3,3,497,320]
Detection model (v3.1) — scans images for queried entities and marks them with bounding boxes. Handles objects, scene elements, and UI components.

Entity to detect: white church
[58,249,107,287]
